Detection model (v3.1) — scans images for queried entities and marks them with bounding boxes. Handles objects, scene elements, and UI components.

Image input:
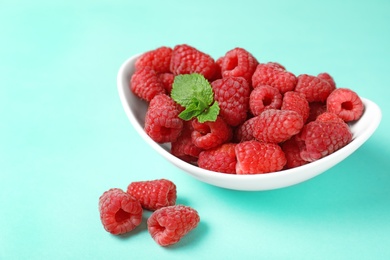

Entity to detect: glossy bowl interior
[117,54,382,191]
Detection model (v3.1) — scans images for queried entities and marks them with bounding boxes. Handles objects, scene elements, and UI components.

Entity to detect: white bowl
[117,54,382,191]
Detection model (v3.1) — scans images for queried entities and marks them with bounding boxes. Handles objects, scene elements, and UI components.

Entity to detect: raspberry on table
[171,120,203,163]
[295,117,352,162]
[135,46,173,73]
[127,179,177,211]
[198,143,237,174]
[326,88,364,122]
[170,44,218,81]
[252,109,304,144]
[252,62,297,94]
[235,140,286,174]
[211,76,250,126]
[130,66,166,102]
[144,94,183,143]
[218,47,259,85]
[191,116,232,150]
[99,188,143,235]
[249,85,283,116]
[147,205,200,247]
[295,74,335,103]
[281,91,310,123]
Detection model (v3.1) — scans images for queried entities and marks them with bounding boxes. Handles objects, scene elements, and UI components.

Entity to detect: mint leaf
[171,73,219,122]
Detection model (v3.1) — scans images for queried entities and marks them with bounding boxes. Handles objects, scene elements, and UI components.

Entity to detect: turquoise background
[1,0,389,259]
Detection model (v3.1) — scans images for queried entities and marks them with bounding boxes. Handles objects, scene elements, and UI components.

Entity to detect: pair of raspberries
[130,44,364,174]
[99,179,199,246]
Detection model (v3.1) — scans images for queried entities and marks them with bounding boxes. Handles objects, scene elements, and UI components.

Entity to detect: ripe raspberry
[218,47,259,85]
[281,138,308,169]
[148,205,200,247]
[281,91,310,123]
[252,109,304,144]
[295,74,335,102]
[249,85,282,116]
[211,76,250,126]
[191,116,232,150]
[144,94,183,143]
[326,88,364,122]
[235,140,286,174]
[295,118,352,162]
[170,44,218,81]
[316,112,345,123]
[171,120,203,163]
[130,66,166,102]
[234,116,258,142]
[317,72,336,89]
[198,143,237,174]
[252,62,297,94]
[99,188,143,235]
[135,46,173,73]
[158,73,175,94]
[307,102,327,122]
[127,179,177,211]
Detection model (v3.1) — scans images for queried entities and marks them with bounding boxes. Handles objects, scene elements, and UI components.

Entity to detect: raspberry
[147,205,200,247]
[307,102,327,122]
[191,116,232,150]
[252,62,297,94]
[158,73,175,94]
[130,66,166,102]
[144,94,183,143]
[317,72,336,89]
[218,47,259,85]
[295,118,352,162]
[281,91,310,123]
[99,188,143,235]
[249,85,282,116]
[235,140,286,174]
[127,179,177,211]
[316,112,345,123]
[281,138,308,169]
[326,88,364,122]
[211,76,250,126]
[135,46,173,73]
[170,44,218,81]
[198,143,237,174]
[234,116,258,142]
[171,120,203,163]
[295,74,335,102]
[252,109,304,144]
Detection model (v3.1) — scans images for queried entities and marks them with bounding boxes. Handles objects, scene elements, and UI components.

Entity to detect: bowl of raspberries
[117,44,382,191]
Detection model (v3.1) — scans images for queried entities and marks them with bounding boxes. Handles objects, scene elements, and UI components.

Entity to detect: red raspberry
[326,88,364,122]
[316,112,345,123]
[198,143,237,174]
[148,205,200,247]
[130,66,166,102]
[144,94,183,143]
[252,109,304,144]
[281,138,308,169]
[295,74,335,102]
[252,62,297,94]
[158,73,175,94]
[281,91,310,123]
[171,120,203,163]
[235,140,286,174]
[135,46,173,73]
[211,76,250,126]
[170,44,218,81]
[218,47,259,85]
[307,102,327,122]
[317,72,336,89]
[99,188,143,235]
[234,116,258,142]
[295,118,352,162]
[249,85,282,116]
[191,116,232,150]
[127,179,177,211]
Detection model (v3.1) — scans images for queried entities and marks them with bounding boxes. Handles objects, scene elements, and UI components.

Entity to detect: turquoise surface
[1,0,389,259]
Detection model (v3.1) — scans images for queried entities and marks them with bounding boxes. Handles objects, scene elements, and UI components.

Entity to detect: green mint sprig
[171,73,220,123]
